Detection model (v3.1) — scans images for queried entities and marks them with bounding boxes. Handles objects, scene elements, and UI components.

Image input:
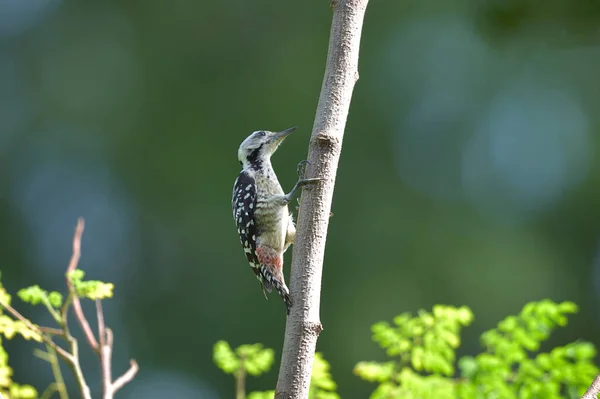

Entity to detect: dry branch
[68,219,139,399]
[0,218,138,399]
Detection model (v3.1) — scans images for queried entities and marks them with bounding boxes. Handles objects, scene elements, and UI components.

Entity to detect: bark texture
[582,374,600,399]
[275,1,369,397]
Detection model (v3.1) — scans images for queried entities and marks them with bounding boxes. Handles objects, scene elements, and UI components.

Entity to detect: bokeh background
[1,0,600,397]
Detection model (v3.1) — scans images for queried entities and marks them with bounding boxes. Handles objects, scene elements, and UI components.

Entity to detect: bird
[232,127,321,313]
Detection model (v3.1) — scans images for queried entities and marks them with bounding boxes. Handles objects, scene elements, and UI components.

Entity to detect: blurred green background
[1,0,600,397]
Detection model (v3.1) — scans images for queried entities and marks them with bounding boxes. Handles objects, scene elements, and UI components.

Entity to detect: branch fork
[0,218,138,399]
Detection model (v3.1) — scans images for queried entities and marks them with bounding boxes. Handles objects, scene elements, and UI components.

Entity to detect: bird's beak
[273,126,297,141]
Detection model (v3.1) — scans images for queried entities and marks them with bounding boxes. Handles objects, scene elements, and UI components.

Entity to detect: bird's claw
[297,160,311,180]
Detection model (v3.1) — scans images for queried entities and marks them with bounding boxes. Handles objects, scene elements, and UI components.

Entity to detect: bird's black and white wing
[232,171,269,288]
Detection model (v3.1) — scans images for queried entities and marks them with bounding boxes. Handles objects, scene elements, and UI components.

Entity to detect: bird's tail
[273,279,292,315]
[259,265,292,314]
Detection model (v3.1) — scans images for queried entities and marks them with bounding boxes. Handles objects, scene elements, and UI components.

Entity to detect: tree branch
[35,345,69,399]
[582,374,600,399]
[235,355,246,399]
[65,219,138,398]
[66,218,99,352]
[96,286,139,398]
[0,296,90,399]
[111,360,139,394]
[275,0,369,397]
[0,298,72,364]
[97,300,113,399]
[0,218,138,398]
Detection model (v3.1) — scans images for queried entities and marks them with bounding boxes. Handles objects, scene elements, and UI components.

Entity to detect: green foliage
[355,300,598,399]
[215,300,598,399]
[310,353,340,399]
[0,316,41,342]
[213,341,339,399]
[214,340,242,374]
[0,222,136,399]
[213,341,274,377]
[18,285,63,308]
[247,392,276,399]
[0,282,39,399]
[0,267,122,398]
[67,270,114,300]
[237,344,275,377]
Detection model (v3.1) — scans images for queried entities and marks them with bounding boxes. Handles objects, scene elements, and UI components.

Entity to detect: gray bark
[582,374,600,399]
[275,0,370,397]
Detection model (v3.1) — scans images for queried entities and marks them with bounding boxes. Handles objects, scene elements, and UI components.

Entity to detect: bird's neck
[243,157,273,175]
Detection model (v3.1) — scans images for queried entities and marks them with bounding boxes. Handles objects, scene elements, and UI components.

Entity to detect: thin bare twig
[235,355,246,399]
[66,218,99,352]
[0,221,93,399]
[34,345,69,399]
[275,0,369,397]
[38,326,67,337]
[95,273,138,398]
[97,300,113,399]
[1,218,138,399]
[66,337,92,399]
[112,360,139,394]
[0,298,72,362]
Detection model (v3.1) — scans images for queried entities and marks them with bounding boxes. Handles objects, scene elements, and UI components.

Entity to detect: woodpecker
[232,127,321,314]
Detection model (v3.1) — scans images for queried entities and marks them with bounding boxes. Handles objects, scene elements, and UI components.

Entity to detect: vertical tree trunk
[275,1,370,398]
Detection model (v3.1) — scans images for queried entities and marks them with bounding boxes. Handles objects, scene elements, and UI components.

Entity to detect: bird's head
[237,127,296,168]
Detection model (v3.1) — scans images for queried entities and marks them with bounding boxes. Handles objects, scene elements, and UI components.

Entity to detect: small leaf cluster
[18,285,63,308]
[458,300,597,399]
[214,340,275,378]
[214,341,338,399]
[0,268,118,399]
[68,270,114,300]
[354,300,598,399]
[248,391,276,399]
[309,352,340,399]
[0,282,39,399]
[354,305,473,399]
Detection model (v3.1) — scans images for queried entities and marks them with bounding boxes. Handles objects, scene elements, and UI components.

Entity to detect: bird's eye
[256,131,266,137]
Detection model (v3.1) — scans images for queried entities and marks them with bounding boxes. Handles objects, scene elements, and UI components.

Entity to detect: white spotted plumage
[232,128,299,314]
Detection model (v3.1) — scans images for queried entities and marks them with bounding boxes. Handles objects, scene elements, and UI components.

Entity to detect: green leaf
[557,301,578,314]
[438,329,460,349]
[10,383,38,399]
[242,344,274,376]
[313,391,340,399]
[67,270,114,299]
[213,341,240,374]
[369,382,398,399]
[311,353,337,392]
[458,356,477,379]
[17,286,46,306]
[248,391,275,399]
[0,317,41,342]
[512,327,539,352]
[47,291,63,308]
[535,353,552,371]
[456,306,474,325]
[77,281,114,300]
[570,342,596,361]
[354,361,394,382]
[411,347,425,371]
[372,322,402,351]
[498,316,518,333]
[67,269,85,282]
